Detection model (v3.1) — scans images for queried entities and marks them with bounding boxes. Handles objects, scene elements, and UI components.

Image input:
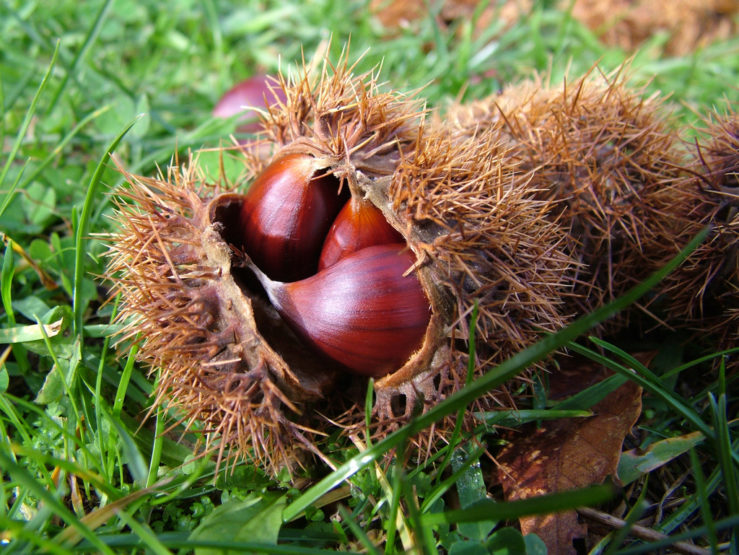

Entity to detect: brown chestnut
[318,197,404,270]
[257,244,430,377]
[239,153,346,282]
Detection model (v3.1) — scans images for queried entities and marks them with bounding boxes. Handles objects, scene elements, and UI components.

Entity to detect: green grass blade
[72,116,140,334]
[337,505,381,555]
[421,484,616,526]
[709,389,738,516]
[45,0,114,114]
[383,463,405,553]
[113,344,138,415]
[14,105,111,193]
[602,479,649,555]
[0,449,115,554]
[0,42,59,218]
[114,510,173,555]
[0,320,64,343]
[80,536,363,554]
[567,340,738,467]
[0,514,76,555]
[282,227,709,522]
[146,407,165,488]
[8,444,119,499]
[475,409,593,426]
[100,402,149,485]
[421,445,487,513]
[618,515,739,554]
[689,448,719,552]
[548,373,629,411]
[661,346,739,380]
[403,474,437,555]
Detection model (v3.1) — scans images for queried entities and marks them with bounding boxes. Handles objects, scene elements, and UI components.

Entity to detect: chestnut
[213,74,286,133]
[318,197,404,270]
[256,244,430,377]
[239,153,346,282]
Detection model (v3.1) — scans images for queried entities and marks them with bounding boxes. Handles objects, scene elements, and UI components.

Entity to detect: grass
[1,1,737,553]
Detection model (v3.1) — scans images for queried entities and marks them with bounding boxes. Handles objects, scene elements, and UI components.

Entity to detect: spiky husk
[443,70,704,327]
[106,53,584,470]
[360,120,579,448]
[106,55,735,474]
[236,56,580,448]
[105,161,345,474]
[569,0,738,55]
[659,110,738,353]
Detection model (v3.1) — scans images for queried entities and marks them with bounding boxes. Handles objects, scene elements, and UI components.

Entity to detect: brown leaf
[497,377,642,554]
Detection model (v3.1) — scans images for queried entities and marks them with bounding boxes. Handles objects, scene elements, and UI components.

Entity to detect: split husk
[105,56,736,475]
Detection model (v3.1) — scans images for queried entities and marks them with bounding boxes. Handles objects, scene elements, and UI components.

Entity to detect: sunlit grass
[1,1,736,553]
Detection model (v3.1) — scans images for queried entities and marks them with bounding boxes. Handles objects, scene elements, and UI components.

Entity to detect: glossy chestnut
[318,197,404,270]
[239,153,346,282]
[257,244,430,377]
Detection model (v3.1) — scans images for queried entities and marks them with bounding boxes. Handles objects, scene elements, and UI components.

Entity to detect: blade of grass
[2,393,99,475]
[0,450,115,554]
[337,505,381,555]
[384,462,408,554]
[364,377,374,448]
[9,444,118,499]
[662,346,739,380]
[53,478,174,548]
[708,384,738,520]
[113,509,173,555]
[688,448,719,553]
[100,402,148,485]
[45,0,113,114]
[73,116,140,334]
[0,515,76,555]
[113,343,138,416]
[568,341,708,436]
[569,339,739,466]
[602,479,649,555]
[282,227,709,522]
[146,406,165,488]
[549,374,629,411]
[475,409,593,426]
[655,444,730,534]
[1,241,31,374]
[421,483,616,526]
[617,515,739,554]
[0,42,59,218]
[14,105,111,194]
[81,536,363,554]
[435,303,478,481]
[349,435,414,553]
[93,293,120,481]
[420,444,487,513]
[403,474,436,555]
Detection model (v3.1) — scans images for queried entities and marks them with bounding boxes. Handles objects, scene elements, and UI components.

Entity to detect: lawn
[1,1,737,553]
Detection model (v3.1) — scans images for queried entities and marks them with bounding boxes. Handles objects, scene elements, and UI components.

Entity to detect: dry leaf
[497,376,642,554]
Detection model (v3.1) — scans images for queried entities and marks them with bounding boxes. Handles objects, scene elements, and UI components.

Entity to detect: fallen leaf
[617,431,704,486]
[497,378,642,554]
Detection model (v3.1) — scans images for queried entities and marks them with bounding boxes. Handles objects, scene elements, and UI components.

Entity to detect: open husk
[105,56,735,474]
